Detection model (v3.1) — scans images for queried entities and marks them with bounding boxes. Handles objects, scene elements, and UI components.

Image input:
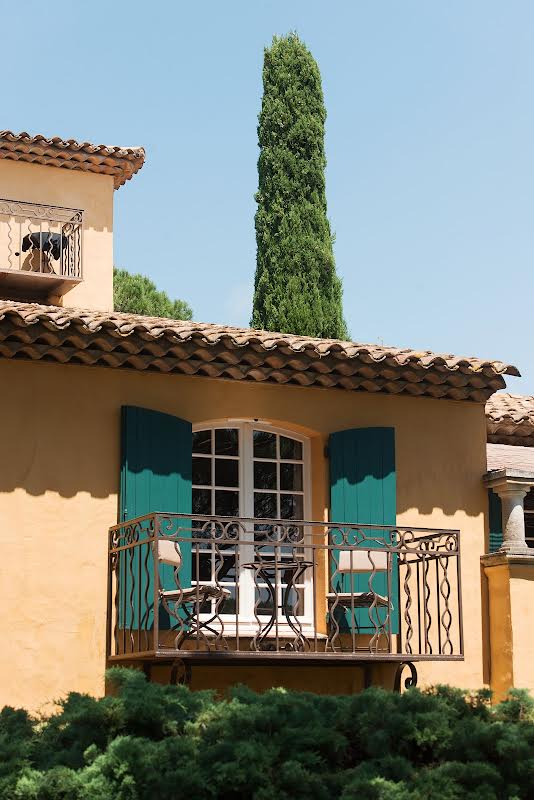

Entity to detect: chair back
[155,538,182,569]
[337,549,388,574]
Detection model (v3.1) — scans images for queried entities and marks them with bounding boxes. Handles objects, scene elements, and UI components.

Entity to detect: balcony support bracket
[170,658,192,687]
[393,661,418,693]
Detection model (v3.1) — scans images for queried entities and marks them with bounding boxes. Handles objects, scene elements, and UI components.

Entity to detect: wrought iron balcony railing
[0,198,82,295]
[107,513,463,673]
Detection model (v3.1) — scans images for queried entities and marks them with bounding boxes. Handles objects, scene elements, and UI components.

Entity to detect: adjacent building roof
[487,442,534,474]
[486,393,534,447]
[0,131,145,189]
[0,301,518,402]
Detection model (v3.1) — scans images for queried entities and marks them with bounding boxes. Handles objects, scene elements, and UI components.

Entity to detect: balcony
[0,198,82,298]
[107,513,463,687]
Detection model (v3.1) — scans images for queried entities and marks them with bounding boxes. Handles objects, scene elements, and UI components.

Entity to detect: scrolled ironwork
[106,512,463,667]
[393,661,418,692]
[0,197,83,278]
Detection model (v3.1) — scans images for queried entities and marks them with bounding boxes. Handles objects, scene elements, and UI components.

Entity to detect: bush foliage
[113,268,193,320]
[252,33,348,339]
[2,670,534,799]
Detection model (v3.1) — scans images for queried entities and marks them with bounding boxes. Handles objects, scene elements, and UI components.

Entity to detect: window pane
[254,492,277,519]
[192,553,212,582]
[216,555,237,583]
[192,488,211,515]
[280,463,303,491]
[254,461,277,490]
[281,494,303,520]
[280,436,302,460]
[192,429,211,454]
[215,428,239,457]
[255,586,274,614]
[253,430,276,459]
[215,458,239,488]
[284,587,305,616]
[215,490,239,517]
[220,586,237,615]
[192,457,211,486]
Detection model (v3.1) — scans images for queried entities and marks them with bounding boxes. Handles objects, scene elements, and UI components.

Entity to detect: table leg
[251,569,277,651]
[281,564,309,651]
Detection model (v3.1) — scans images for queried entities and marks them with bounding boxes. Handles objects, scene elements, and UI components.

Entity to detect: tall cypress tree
[252,33,348,339]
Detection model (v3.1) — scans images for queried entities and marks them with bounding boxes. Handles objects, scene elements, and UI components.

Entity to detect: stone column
[495,482,529,555]
[483,473,534,700]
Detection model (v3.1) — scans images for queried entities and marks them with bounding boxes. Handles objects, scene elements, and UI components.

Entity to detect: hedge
[1,668,534,799]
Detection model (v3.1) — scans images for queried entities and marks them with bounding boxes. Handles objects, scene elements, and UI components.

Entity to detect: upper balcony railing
[0,198,82,296]
[107,513,463,668]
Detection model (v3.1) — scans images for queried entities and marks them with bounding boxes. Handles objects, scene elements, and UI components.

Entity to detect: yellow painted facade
[0,356,493,711]
[483,557,534,701]
[0,149,532,713]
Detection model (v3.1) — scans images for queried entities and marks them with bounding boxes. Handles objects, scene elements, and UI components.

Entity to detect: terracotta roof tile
[0,130,145,188]
[487,442,534,473]
[0,300,519,402]
[486,393,534,446]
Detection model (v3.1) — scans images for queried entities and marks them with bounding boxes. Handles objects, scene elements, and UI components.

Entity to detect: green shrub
[2,669,534,799]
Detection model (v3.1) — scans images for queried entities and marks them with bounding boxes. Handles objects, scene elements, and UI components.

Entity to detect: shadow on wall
[0,359,488,521]
[0,364,118,500]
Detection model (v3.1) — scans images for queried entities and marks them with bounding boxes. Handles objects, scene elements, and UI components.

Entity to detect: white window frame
[192,419,314,634]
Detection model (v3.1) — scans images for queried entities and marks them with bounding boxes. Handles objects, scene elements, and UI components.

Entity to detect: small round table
[243,559,313,652]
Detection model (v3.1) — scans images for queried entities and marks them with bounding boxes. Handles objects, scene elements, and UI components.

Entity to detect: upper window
[192,423,307,521]
[191,421,310,623]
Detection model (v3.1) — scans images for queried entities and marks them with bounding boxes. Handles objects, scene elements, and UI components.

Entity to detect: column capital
[494,482,529,502]
[483,471,533,498]
[483,471,533,556]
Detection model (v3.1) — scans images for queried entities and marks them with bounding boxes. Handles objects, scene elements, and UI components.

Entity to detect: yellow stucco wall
[483,553,534,702]
[483,564,513,701]
[0,160,113,310]
[508,565,534,693]
[0,357,490,711]
[483,559,534,701]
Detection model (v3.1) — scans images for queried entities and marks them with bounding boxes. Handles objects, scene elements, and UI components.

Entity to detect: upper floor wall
[0,130,144,311]
[0,160,113,310]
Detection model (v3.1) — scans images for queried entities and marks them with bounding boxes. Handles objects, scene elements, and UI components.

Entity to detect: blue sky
[3,2,533,392]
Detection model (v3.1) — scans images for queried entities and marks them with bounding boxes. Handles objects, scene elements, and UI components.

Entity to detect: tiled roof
[0,131,145,189]
[487,443,534,474]
[0,301,518,402]
[486,393,534,447]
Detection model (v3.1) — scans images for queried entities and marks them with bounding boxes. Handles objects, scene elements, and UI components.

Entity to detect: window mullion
[240,423,254,617]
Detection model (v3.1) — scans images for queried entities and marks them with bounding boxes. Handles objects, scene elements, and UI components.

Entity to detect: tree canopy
[252,33,348,339]
[113,268,193,320]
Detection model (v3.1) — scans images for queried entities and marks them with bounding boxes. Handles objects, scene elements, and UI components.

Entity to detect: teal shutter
[488,489,503,553]
[329,427,398,634]
[120,406,192,629]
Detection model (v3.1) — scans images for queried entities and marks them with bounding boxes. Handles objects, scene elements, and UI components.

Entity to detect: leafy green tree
[252,33,348,339]
[113,268,193,320]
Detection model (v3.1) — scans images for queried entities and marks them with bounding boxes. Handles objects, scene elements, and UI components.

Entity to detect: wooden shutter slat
[120,406,192,630]
[329,427,398,634]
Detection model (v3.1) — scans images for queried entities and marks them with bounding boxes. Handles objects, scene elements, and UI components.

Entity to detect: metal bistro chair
[327,549,391,649]
[155,538,230,648]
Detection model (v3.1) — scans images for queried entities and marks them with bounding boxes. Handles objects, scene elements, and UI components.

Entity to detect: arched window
[191,421,311,625]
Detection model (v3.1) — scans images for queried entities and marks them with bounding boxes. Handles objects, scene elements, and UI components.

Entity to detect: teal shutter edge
[329,427,398,634]
[120,406,192,630]
[488,489,503,553]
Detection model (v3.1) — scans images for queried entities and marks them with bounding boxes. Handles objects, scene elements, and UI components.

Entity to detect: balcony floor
[108,649,464,666]
[0,268,81,297]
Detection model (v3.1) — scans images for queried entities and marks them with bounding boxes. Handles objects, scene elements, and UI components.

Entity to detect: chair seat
[327,591,389,607]
[161,585,231,603]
